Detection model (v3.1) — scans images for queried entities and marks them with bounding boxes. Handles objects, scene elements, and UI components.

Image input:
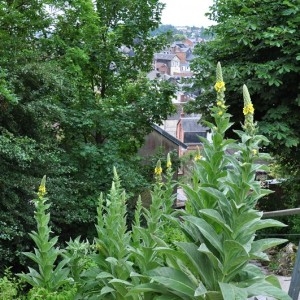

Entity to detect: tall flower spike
[166,153,172,169]
[242,84,256,135]
[154,159,163,182]
[194,146,202,161]
[37,175,47,199]
[216,61,223,83]
[214,62,226,115]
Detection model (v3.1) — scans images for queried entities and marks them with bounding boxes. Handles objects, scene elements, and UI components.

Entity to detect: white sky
[160,0,215,27]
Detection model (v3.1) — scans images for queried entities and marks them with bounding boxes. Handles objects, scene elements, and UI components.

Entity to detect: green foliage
[77,168,134,299]
[77,163,176,299]
[129,63,290,299]
[16,67,292,299]
[26,286,77,300]
[18,176,71,292]
[188,0,300,166]
[0,0,175,270]
[0,268,24,299]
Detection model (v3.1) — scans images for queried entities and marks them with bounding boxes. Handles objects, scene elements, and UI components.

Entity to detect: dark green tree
[188,0,300,162]
[0,0,175,270]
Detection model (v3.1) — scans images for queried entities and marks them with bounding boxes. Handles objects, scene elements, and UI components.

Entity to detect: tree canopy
[0,0,175,270]
[189,0,300,170]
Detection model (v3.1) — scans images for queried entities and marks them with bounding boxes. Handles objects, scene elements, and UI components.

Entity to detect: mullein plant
[78,160,178,300]
[129,156,178,291]
[77,167,135,299]
[18,176,73,299]
[129,63,291,300]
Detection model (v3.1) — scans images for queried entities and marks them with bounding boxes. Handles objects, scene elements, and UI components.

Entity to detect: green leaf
[245,281,291,299]
[183,216,223,254]
[148,267,197,297]
[251,238,287,254]
[223,240,249,278]
[96,272,114,279]
[100,286,115,295]
[126,283,170,296]
[154,296,178,300]
[194,282,207,296]
[219,282,248,300]
[199,209,233,234]
[198,244,223,273]
[250,218,287,232]
[175,242,216,289]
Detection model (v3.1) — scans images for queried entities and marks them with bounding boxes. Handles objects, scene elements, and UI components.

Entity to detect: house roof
[176,47,190,53]
[186,53,195,61]
[171,42,187,48]
[151,124,187,149]
[181,117,208,132]
[180,62,190,67]
[154,53,178,61]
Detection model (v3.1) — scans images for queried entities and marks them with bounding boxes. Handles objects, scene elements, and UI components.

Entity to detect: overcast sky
[160,0,215,27]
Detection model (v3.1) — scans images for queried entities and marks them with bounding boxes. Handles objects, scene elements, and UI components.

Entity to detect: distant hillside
[151,24,212,41]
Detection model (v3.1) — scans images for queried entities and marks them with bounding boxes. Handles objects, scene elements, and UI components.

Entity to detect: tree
[188,0,300,167]
[0,0,175,270]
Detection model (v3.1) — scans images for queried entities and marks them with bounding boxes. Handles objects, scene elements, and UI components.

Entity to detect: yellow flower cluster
[154,166,162,175]
[214,81,226,93]
[243,103,254,115]
[252,149,258,155]
[194,147,202,161]
[166,153,172,169]
[194,154,202,161]
[38,184,46,198]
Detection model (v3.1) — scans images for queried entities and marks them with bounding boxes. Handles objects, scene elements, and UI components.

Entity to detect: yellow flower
[38,184,46,198]
[37,175,47,198]
[194,146,202,161]
[154,166,162,175]
[217,100,222,106]
[194,154,202,161]
[214,81,225,93]
[218,111,223,116]
[166,153,172,168]
[243,103,254,115]
[252,149,258,155]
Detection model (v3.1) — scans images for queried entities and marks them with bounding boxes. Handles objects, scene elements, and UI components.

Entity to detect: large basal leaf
[126,283,171,297]
[194,282,207,297]
[199,209,233,235]
[181,184,204,209]
[148,267,197,298]
[175,242,216,290]
[249,218,287,232]
[219,282,248,300]
[245,281,291,300]
[250,238,287,260]
[222,240,249,280]
[183,216,223,254]
[199,186,229,205]
[100,286,115,296]
[198,244,223,275]
[154,295,179,300]
[205,291,224,300]
[232,210,262,238]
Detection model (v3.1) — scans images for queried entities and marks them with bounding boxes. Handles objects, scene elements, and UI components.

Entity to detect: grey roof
[178,47,190,53]
[181,118,208,132]
[186,53,195,61]
[147,70,160,80]
[154,53,177,61]
[171,42,187,48]
[151,124,187,149]
[180,62,190,67]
